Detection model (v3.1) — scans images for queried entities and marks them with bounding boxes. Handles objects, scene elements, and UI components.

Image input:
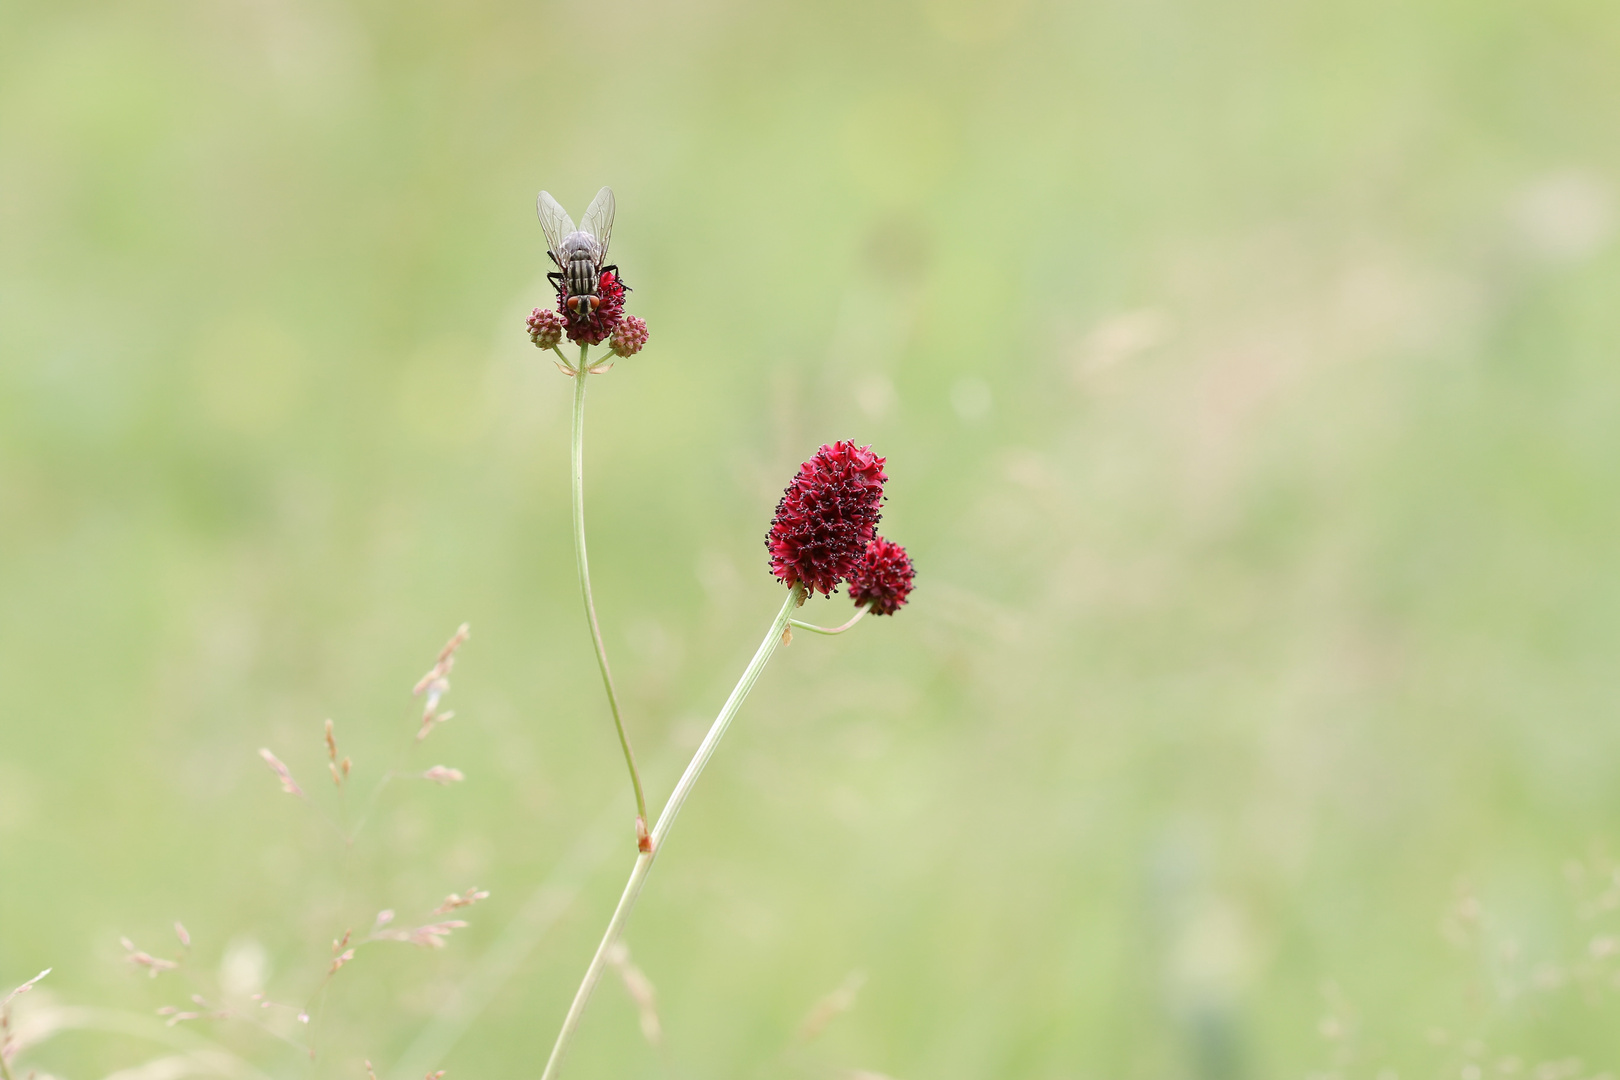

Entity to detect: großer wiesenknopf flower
[766,441,887,598]
[847,536,915,615]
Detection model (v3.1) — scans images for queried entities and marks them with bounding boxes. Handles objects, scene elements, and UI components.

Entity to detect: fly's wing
[536,191,576,267]
[579,186,615,267]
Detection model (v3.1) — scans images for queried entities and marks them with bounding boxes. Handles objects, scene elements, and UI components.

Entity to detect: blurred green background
[4,0,1620,1077]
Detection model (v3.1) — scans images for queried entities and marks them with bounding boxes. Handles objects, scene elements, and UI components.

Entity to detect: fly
[537,187,622,316]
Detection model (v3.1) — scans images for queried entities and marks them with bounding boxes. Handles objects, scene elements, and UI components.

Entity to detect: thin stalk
[789,605,868,636]
[538,584,805,1080]
[571,346,649,828]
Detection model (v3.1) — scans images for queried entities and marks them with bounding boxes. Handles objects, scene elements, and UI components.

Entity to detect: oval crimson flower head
[848,536,915,616]
[767,441,887,597]
[557,270,627,346]
[527,307,565,350]
[609,314,649,357]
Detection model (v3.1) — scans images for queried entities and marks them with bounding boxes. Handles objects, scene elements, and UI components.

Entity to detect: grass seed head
[433,888,489,915]
[120,937,178,977]
[257,749,303,797]
[422,766,464,785]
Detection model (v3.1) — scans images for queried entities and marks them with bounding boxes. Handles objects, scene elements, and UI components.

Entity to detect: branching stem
[538,583,806,1080]
[571,344,649,830]
[789,605,869,636]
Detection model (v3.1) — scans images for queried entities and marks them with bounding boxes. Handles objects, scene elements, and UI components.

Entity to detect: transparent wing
[536,191,576,264]
[579,186,615,265]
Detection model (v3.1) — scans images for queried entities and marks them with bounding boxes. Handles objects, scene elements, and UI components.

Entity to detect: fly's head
[553,269,627,346]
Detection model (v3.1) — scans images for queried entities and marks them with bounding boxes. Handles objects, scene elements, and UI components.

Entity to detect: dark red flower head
[848,536,915,616]
[556,270,627,346]
[767,441,887,597]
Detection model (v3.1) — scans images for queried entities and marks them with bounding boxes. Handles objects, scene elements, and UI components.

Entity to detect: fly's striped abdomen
[566,254,598,297]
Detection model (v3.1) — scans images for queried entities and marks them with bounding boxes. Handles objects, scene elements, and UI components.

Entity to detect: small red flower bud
[557,271,627,346]
[766,441,887,597]
[848,536,915,616]
[527,307,565,350]
[609,315,649,357]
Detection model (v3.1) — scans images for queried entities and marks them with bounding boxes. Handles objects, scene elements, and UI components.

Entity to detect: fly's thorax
[559,232,599,263]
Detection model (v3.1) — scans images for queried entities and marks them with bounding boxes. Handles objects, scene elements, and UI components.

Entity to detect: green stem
[538,584,805,1080]
[571,345,649,830]
[789,605,868,636]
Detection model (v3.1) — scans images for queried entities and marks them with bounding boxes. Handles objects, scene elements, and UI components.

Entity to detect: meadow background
[4,0,1620,1077]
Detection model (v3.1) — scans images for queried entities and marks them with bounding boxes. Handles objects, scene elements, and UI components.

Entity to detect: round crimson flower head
[766,441,887,597]
[609,314,649,357]
[848,536,915,616]
[557,270,627,346]
[527,307,565,350]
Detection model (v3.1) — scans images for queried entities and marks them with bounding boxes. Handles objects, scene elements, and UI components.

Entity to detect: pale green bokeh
[4,1,1620,1078]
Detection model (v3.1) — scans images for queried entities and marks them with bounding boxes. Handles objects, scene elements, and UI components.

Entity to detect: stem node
[538,585,804,1080]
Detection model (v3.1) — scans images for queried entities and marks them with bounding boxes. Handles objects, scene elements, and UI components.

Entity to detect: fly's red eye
[588,297,601,312]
